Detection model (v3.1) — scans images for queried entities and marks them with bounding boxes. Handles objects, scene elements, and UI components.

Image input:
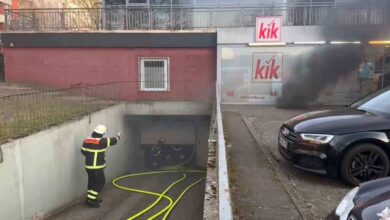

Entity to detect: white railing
[5,3,390,31]
[216,82,233,220]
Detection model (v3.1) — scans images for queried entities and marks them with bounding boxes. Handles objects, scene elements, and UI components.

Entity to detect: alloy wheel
[349,151,386,183]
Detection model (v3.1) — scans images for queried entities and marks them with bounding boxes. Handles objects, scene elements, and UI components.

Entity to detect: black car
[327,177,390,220]
[279,86,390,185]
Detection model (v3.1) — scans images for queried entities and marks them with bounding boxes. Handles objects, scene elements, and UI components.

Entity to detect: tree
[62,0,101,8]
[60,0,102,30]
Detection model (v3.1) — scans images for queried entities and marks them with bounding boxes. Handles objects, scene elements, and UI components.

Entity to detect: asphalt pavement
[223,105,351,220]
[48,172,205,220]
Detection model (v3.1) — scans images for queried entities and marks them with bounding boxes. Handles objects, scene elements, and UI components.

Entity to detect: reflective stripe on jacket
[81,135,120,169]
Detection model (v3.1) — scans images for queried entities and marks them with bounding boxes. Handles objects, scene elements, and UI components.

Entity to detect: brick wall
[4,47,216,101]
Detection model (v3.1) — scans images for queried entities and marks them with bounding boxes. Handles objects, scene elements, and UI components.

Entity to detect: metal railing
[0,83,120,144]
[0,81,214,144]
[5,3,390,31]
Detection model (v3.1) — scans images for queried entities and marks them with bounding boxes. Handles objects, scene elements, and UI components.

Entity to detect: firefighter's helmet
[94,125,107,135]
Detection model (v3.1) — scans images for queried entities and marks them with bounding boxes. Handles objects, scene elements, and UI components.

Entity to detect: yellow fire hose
[112,170,206,220]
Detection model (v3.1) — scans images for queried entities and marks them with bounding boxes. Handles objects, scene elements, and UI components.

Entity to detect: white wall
[217,26,388,105]
[217,26,390,44]
[0,104,132,220]
[123,101,211,116]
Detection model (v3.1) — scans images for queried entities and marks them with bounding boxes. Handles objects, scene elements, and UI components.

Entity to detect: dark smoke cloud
[277,0,390,108]
[277,45,365,108]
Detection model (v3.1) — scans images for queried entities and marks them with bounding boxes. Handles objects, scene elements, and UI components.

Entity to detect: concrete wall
[124,102,212,116]
[0,104,133,220]
[0,101,212,219]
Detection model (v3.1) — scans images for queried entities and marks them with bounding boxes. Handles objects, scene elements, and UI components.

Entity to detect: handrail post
[367,7,372,25]
[239,7,243,27]
[32,9,36,31]
[100,8,104,30]
[149,6,152,30]
[4,9,8,31]
[108,8,112,30]
[61,9,65,30]
[210,8,214,28]
[125,7,128,30]
[180,8,183,30]
[170,4,173,30]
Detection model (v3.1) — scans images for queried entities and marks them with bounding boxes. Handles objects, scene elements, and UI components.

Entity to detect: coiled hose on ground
[112,170,206,220]
[112,142,206,220]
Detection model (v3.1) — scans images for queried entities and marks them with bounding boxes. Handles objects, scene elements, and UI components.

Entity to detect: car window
[351,87,390,114]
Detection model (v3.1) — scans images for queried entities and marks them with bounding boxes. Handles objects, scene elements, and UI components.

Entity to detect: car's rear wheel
[341,143,389,186]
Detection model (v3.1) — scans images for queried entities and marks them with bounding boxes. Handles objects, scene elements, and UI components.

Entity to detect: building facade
[2,3,390,105]
[2,32,216,102]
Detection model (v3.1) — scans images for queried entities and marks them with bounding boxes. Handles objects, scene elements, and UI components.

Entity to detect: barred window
[140,58,169,91]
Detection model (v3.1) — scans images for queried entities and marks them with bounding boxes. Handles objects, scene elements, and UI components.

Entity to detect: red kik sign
[252,53,283,83]
[256,16,282,42]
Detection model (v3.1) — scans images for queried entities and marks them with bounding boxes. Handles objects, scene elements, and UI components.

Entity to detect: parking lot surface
[223,105,351,220]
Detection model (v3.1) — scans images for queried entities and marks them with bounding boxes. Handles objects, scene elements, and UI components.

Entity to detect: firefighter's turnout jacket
[82,135,120,169]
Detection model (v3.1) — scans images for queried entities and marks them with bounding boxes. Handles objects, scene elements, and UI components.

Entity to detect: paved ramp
[49,173,205,220]
[223,111,301,220]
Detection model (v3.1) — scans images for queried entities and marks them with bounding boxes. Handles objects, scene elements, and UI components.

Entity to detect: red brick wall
[4,48,216,101]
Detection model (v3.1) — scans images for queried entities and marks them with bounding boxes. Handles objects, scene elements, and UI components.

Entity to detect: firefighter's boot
[95,197,103,203]
[86,199,100,208]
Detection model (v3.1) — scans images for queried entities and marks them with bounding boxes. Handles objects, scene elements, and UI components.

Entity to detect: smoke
[277,45,365,108]
[278,0,390,108]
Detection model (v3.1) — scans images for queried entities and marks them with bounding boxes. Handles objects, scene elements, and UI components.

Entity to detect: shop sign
[252,52,283,83]
[256,16,282,42]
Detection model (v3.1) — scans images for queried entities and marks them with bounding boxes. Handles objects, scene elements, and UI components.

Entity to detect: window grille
[140,58,169,91]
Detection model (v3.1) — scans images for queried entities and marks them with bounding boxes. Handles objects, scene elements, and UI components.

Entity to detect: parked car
[327,177,390,220]
[279,86,390,185]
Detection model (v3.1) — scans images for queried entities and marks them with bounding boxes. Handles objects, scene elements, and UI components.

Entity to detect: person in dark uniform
[81,125,121,208]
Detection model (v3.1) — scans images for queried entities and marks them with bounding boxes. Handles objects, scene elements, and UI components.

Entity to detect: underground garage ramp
[49,116,210,220]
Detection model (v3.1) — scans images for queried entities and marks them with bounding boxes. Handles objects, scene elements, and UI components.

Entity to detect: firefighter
[81,125,121,208]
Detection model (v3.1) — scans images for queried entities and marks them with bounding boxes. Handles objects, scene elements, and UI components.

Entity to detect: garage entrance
[125,115,211,170]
